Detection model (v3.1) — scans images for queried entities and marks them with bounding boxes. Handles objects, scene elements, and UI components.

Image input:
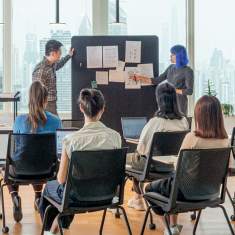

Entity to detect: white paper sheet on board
[137,63,154,86]
[117,60,125,71]
[109,70,125,82]
[86,46,103,68]
[124,67,141,89]
[103,46,119,68]
[125,41,141,63]
[96,71,109,85]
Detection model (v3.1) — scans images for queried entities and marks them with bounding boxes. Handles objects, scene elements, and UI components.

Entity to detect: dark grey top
[151,64,194,115]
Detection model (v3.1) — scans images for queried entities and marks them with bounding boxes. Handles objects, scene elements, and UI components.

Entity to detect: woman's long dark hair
[194,95,227,139]
[155,82,183,120]
[28,81,48,132]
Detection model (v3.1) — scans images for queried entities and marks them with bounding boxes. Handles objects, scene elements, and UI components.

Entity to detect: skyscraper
[39,30,72,112]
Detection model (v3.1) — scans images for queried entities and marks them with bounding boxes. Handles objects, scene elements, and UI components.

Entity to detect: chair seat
[144,192,222,214]
[148,171,175,181]
[44,195,119,214]
[1,170,56,184]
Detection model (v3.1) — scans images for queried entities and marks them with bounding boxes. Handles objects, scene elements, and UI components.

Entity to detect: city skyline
[1,0,235,113]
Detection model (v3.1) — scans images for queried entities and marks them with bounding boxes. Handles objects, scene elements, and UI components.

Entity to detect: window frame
[2,0,194,115]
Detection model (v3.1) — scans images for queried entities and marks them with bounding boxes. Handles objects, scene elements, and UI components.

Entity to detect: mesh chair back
[149,131,189,156]
[175,148,231,201]
[140,131,189,179]
[186,117,192,130]
[231,127,235,158]
[62,148,127,209]
[62,119,84,129]
[7,133,57,176]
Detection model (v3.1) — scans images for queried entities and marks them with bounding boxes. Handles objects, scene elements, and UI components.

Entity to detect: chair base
[148,223,156,230]
[191,211,197,220]
[226,188,235,221]
[2,226,9,234]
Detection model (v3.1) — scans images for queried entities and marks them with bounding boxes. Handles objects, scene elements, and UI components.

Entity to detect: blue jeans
[39,180,74,231]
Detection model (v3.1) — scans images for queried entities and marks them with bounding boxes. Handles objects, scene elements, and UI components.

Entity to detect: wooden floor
[1,178,235,235]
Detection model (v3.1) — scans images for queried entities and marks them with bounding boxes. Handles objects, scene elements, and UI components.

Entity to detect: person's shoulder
[106,126,121,138]
[33,60,44,69]
[45,112,61,126]
[15,114,28,123]
[181,131,196,143]
[167,64,175,71]
[13,114,29,132]
[148,116,162,123]
[45,111,60,121]
[184,131,196,139]
[184,65,194,73]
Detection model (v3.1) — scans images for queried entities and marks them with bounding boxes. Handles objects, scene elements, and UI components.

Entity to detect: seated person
[145,95,229,235]
[39,88,122,235]
[127,82,189,211]
[10,81,62,222]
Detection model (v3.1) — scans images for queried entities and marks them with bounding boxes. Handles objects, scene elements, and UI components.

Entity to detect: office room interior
[1,0,235,235]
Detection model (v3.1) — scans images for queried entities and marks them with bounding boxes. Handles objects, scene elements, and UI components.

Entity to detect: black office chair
[126,130,189,230]
[227,127,235,220]
[140,148,233,235]
[61,119,84,129]
[186,116,192,130]
[41,148,132,235]
[0,133,58,233]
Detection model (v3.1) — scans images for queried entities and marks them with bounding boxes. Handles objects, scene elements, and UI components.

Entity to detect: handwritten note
[96,71,109,85]
[125,41,141,63]
[86,46,102,68]
[103,46,119,68]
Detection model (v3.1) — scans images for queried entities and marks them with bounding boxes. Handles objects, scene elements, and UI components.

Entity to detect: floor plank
[1,178,235,235]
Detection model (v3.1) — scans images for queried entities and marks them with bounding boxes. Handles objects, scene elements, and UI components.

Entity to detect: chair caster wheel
[191,213,196,220]
[149,223,156,230]
[115,212,121,218]
[0,214,2,219]
[2,226,9,233]
[230,215,235,221]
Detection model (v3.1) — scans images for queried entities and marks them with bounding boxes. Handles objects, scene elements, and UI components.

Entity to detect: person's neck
[84,117,99,125]
[45,56,55,65]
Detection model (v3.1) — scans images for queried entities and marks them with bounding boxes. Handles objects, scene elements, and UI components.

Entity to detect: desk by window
[0,125,12,167]
[0,92,20,120]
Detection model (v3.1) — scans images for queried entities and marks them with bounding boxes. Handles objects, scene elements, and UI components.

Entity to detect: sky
[195,0,235,63]
[12,0,92,52]
[1,0,235,65]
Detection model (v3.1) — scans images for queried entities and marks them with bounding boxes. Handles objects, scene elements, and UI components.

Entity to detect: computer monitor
[121,117,147,140]
[56,129,78,159]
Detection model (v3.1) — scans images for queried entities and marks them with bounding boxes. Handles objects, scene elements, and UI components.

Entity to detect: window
[12,0,92,113]
[108,0,186,73]
[0,0,3,99]
[195,0,235,111]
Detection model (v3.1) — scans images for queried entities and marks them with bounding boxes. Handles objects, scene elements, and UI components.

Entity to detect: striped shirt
[32,55,71,101]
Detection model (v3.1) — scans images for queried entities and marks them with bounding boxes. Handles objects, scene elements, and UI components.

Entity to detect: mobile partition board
[71,36,159,135]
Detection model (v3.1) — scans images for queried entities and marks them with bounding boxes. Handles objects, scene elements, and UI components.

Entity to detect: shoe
[12,195,23,222]
[107,208,123,216]
[44,232,60,235]
[34,197,40,211]
[127,198,145,211]
[164,224,183,235]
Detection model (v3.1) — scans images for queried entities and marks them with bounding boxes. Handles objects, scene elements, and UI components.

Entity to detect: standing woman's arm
[150,66,170,85]
[182,68,194,95]
[134,66,170,85]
